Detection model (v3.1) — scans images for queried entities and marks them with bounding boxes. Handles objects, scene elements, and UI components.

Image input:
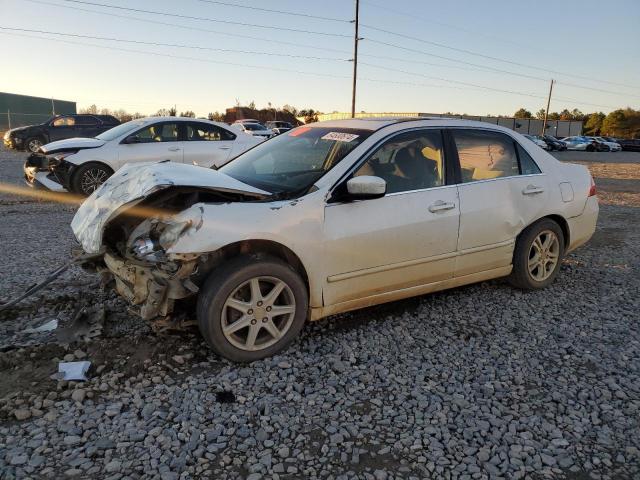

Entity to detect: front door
[323,128,460,306]
[450,128,549,277]
[48,116,76,142]
[116,121,184,169]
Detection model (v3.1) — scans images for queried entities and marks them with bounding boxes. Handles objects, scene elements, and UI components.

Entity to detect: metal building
[0,92,76,131]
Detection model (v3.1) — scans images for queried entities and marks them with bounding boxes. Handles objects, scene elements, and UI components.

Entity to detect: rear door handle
[219,146,231,150]
[168,146,181,152]
[428,200,455,213]
[522,185,544,195]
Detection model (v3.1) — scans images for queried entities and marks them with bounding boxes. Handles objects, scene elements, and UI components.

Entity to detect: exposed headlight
[128,219,194,262]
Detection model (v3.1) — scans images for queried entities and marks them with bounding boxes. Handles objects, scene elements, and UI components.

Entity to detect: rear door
[323,128,460,306]
[450,128,549,277]
[115,121,184,169]
[182,122,236,168]
[73,115,101,138]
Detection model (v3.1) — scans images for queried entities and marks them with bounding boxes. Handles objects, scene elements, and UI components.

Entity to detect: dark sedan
[617,139,640,152]
[542,135,567,151]
[4,114,120,153]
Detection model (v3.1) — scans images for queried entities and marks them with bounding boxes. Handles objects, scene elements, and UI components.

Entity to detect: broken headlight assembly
[48,151,77,169]
[128,218,194,262]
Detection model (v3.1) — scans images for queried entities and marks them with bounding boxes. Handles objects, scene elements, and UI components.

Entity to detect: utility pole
[350,0,360,118]
[51,97,56,116]
[541,79,554,136]
[7,110,11,130]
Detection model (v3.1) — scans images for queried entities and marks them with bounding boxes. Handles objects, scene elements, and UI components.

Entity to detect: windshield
[221,126,372,194]
[244,123,267,131]
[96,120,146,141]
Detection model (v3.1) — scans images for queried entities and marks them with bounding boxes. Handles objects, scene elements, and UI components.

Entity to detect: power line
[28,0,353,54]
[360,23,640,91]
[0,26,349,61]
[55,0,352,37]
[362,37,640,100]
[1,30,622,111]
[359,61,620,110]
[0,30,353,80]
[362,0,543,53]
[192,0,349,22]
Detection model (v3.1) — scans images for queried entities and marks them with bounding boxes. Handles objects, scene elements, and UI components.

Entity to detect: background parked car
[265,121,293,135]
[4,114,120,153]
[23,116,263,195]
[230,122,274,139]
[523,134,549,150]
[542,135,567,151]
[562,136,598,151]
[592,136,622,152]
[618,138,640,151]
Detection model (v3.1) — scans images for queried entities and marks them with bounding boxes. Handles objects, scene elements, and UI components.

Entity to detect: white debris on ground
[0,146,639,479]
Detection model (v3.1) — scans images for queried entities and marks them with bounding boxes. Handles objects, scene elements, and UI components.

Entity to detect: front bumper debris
[102,252,200,320]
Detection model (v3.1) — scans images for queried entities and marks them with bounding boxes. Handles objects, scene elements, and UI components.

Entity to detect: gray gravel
[1,145,639,479]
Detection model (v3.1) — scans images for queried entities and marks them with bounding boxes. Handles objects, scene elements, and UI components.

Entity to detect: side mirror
[346,176,386,200]
[123,135,141,144]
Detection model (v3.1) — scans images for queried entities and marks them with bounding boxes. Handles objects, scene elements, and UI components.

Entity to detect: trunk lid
[71,161,269,253]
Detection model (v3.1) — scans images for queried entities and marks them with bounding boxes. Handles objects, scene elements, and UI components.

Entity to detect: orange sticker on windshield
[289,127,312,137]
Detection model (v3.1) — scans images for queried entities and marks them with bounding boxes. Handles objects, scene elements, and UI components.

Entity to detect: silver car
[72,118,598,361]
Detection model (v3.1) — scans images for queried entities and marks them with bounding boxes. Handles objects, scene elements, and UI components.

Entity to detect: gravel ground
[0,145,639,480]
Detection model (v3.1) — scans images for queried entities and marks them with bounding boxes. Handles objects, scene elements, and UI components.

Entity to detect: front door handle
[428,200,455,213]
[219,146,231,150]
[522,185,544,195]
[168,146,181,152]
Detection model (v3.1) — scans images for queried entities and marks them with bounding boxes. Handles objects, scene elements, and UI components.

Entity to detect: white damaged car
[71,118,599,361]
[24,116,263,195]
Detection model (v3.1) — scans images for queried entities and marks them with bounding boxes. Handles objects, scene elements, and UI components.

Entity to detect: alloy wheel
[528,230,560,282]
[28,139,42,152]
[80,168,109,194]
[221,276,296,351]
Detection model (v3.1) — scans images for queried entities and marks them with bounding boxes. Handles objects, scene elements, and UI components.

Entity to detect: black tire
[197,255,308,362]
[25,137,44,153]
[509,218,565,290]
[71,162,113,196]
[586,144,595,152]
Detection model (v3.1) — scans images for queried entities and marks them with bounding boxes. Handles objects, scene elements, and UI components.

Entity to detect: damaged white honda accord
[71,118,598,362]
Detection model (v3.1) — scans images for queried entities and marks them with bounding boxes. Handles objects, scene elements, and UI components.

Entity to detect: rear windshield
[221,126,372,195]
[244,123,267,131]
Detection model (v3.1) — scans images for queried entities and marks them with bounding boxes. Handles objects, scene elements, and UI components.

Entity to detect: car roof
[302,117,521,134]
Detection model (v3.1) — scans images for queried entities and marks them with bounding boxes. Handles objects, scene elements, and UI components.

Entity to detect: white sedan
[230,122,274,139]
[24,117,263,195]
[71,118,598,361]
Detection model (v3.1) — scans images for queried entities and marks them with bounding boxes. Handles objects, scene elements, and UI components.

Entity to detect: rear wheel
[197,256,308,362]
[586,144,595,152]
[71,163,113,196]
[509,219,565,290]
[25,137,44,153]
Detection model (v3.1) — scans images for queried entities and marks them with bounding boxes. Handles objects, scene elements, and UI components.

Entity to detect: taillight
[588,177,596,197]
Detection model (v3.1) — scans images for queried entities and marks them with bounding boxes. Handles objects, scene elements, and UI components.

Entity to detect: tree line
[513,107,640,138]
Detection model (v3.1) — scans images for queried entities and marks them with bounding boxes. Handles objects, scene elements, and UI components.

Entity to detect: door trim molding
[326,238,514,283]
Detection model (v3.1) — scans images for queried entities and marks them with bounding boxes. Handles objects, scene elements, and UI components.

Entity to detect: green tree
[513,108,532,118]
[535,108,547,120]
[601,110,629,137]
[168,106,177,116]
[584,112,605,135]
[179,110,196,118]
[548,112,560,120]
[208,111,225,121]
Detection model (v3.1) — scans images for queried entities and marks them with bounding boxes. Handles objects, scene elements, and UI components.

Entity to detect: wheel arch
[199,239,311,298]
[518,214,570,250]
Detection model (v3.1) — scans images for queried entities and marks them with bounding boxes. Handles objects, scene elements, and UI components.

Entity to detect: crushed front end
[70,162,269,324]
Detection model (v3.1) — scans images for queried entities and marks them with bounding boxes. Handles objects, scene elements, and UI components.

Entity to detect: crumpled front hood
[41,137,106,154]
[71,161,270,253]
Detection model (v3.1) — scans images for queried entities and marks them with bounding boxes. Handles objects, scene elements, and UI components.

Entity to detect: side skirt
[309,265,513,321]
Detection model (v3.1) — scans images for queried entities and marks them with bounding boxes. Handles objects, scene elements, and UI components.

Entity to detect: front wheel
[25,137,44,153]
[197,256,308,362]
[71,163,113,196]
[509,219,565,290]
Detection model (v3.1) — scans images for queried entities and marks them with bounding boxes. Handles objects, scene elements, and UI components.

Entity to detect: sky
[1,0,639,117]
